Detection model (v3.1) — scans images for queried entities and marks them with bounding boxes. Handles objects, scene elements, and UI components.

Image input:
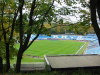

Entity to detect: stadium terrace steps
[13,63,45,72]
[44,54,100,69]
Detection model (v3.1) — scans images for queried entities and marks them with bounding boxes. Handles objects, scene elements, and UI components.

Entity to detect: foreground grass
[2,69,100,75]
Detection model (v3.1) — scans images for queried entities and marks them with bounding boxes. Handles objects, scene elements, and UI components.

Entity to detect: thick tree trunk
[0,57,3,73]
[90,0,100,45]
[15,49,23,73]
[97,0,100,20]
[5,43,10,72]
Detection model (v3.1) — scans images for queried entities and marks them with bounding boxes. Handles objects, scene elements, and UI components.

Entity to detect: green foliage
[0,41,5,58]
[0,41,17,59]
[15,0,55,40]
[0,0,18,60]
[74,9,91,35]
[49,0,92,35]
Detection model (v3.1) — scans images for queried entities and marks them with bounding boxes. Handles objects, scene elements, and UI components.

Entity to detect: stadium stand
[45,54,100,70]
[30,34,98,41]
[85,47,100,54]
[13,63,45,72]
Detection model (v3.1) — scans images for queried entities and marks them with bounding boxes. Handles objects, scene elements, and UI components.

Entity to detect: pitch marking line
[75,42,86,54]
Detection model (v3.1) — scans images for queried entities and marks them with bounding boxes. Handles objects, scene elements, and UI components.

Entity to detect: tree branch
[26,0,54,49]
[8,7,19,43]
[23,0,37,49]
[1,2,7,43]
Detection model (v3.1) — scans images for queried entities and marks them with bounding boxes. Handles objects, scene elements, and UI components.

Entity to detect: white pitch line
[75,42,86,55]
[44,55,50,65]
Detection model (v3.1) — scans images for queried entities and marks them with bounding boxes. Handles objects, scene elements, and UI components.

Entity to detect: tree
[48,0,92,35]
[14,0,55,72]
[90,0,100,45]
[0,0,18,72]
[69,9,91,35]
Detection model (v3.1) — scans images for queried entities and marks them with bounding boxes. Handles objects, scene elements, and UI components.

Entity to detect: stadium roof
[44,54,100,69]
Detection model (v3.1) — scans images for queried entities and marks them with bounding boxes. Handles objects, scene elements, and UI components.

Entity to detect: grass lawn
[11,56,44,64]
[14,40,88,63]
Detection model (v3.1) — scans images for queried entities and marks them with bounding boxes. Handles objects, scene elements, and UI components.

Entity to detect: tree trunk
[5,43,10,72]
[90,0,100,45]
[0,57,3,73]
[97,0,100,20]
[15,49,23,73]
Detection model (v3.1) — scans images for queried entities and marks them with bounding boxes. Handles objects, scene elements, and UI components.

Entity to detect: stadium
[16,34,100,71]
[14,33,100,63]
[29,34,99,55]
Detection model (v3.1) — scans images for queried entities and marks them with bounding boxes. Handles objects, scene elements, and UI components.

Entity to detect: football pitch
[14,40,88,63]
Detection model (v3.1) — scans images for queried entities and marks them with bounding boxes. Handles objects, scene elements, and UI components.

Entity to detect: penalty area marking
[75,42,86,54]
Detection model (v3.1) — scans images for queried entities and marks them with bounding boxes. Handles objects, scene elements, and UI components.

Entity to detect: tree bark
[90,0,100,45]
[15,48,23,73]
[15,0,24,73]
[97,0,100,20]
[5,43,10,72]
[1,2,10,72]
[0,57,3,73]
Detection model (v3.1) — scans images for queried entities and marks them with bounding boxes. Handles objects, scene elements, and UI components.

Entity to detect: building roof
[44,54,100,69]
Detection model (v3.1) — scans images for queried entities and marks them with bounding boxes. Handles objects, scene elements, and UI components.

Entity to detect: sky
[54,0,89,23]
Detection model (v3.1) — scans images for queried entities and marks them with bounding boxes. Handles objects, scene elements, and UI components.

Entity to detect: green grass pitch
[14,40,88,63]
[24,40,86,56]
